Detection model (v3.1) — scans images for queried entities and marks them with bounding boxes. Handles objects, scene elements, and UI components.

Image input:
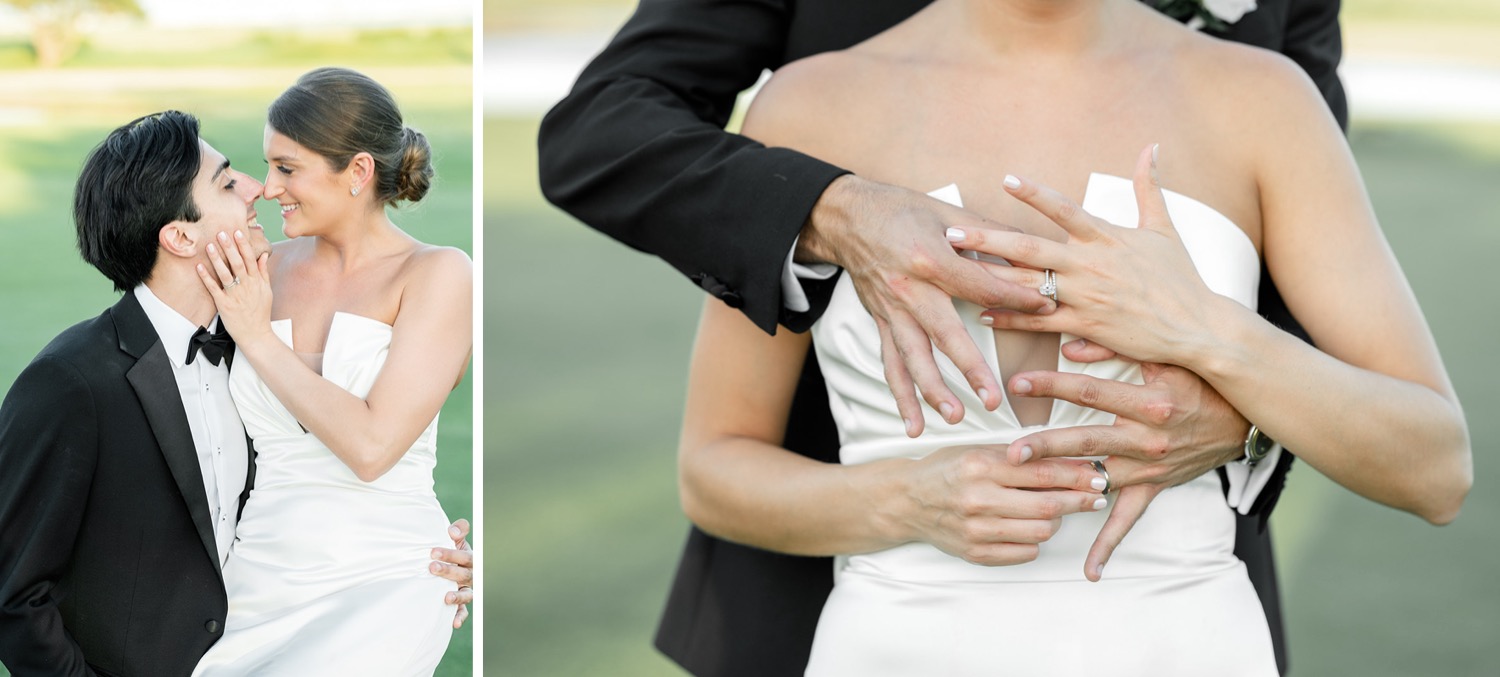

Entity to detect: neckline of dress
[270,311,393,357]
[1084,172,1257,260]
[270,310,394,330]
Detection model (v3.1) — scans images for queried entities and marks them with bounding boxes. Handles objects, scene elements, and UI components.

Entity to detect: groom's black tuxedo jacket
[540,1,1346,675]
[0,292,254,677]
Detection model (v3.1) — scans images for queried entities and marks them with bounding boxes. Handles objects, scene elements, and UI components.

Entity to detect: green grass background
[0,33,474,677]
[485,2,1500,675]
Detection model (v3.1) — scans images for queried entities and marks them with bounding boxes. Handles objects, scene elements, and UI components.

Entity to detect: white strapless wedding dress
[804,174,1277,676]
[193,312,454,676]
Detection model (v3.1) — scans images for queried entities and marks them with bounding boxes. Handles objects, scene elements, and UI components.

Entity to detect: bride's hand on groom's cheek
[802,175,1058,437]
[429,518,473,629]
[199,230,273,342]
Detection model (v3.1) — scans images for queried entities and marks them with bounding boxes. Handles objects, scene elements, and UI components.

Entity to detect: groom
[0,111,471,676]
[541,0,1346,674]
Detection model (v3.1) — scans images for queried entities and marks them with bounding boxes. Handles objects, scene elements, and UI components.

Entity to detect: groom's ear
[158,221,200,259]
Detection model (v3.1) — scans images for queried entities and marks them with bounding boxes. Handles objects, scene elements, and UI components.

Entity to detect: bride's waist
[838,429,1046,465]
[235,490,448,552]
[250,439,437,487]
[230,506,451,575]
[841,475,1239,584]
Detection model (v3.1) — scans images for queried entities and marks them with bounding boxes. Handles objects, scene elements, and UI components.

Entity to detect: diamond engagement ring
[1089,459,1112,494]
[223,277,241,291]
[1039,269,1058,302]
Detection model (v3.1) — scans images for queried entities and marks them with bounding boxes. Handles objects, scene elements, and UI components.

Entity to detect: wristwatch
[1241,424,1276,468]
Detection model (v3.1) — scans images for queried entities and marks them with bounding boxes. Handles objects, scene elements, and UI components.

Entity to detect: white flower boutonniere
[1154,0,1258,32]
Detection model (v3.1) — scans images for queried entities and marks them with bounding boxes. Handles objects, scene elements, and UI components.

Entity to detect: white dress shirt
[134,284,250,567]
[780,235,838,313]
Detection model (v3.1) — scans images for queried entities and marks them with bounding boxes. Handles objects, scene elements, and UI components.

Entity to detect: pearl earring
[351,186,360,196]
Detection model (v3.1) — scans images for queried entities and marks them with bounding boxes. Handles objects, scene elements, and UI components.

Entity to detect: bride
[677,0,1471,674]
[190,68,473,674]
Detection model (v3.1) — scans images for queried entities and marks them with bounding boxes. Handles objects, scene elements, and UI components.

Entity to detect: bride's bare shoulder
[394,244,472,318]
[1180,32,1336,130]
[741,49,892,155]
[402,244,473,284]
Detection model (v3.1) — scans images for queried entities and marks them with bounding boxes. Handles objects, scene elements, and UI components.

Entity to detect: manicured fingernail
[903,418,915,435]
[1151,143,1159,168]
[449,526,462,538]
[1097,561,1107,577]
[234,230,244,240]
[431,549,442,559]
[217,231,228,241]
[977,387,991,404]
[1091,477,1108,491]
[1092,497,1108,510]
[938,402,955,421]
[446,593,457,604]
[945,227,965,243]
[1016,445,1033,463]
[1073,338,1088,348]
[1003,175,1021,190]
[1013,378,1032,395]
[979,314,994,326]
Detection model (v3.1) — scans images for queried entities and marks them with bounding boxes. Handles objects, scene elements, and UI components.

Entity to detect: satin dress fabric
[804,174,1277,676]
[193,312,453,676]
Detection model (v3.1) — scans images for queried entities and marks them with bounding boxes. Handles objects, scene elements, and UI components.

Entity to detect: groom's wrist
[798,173,859,267]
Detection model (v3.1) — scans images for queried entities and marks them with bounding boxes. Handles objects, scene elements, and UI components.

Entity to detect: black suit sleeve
[538,0,850,334]
[0,356,100,677]
[1281,0,1347,131]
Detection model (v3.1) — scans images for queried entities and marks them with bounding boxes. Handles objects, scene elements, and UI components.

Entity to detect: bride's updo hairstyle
[268,67,433,206]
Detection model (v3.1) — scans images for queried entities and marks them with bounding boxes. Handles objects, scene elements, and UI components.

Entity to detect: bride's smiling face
[261,125,350,239]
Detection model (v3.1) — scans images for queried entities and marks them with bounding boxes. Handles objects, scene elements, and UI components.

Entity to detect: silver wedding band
[1039,269,1058,302]
[1089,459,1112,494]
[223,277,241,291]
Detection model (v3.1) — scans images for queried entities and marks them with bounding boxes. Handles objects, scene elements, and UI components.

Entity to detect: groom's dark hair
[75,110,203,292]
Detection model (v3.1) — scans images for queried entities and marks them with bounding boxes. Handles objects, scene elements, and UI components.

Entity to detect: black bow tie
[186,324,234,366]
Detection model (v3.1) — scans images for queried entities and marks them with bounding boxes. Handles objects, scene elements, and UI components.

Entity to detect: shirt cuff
[781,235,839,313]
[1224,443,1284,515]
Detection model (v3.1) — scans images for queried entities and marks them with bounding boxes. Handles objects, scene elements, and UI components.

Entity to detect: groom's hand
[430,518,474,629]
[1001,340,1248,581]
[800,175,1056,437]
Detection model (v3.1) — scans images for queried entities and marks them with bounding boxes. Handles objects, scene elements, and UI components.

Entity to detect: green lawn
[0,27,471,70]
[0,59,474,675]
[485,112,1500,675]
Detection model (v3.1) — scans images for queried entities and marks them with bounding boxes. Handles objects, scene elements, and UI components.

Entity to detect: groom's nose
[234,170,264,202]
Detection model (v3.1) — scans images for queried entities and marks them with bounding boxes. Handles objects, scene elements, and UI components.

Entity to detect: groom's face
[188,140,272,261]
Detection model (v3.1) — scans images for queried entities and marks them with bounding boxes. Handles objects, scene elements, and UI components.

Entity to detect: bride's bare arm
[203,234,473,481]
[1218,55,1470,522]
[679,297,1106,562]
[967,55,1470,524]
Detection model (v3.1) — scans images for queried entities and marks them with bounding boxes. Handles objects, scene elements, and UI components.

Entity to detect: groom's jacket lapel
[114,291,222,574]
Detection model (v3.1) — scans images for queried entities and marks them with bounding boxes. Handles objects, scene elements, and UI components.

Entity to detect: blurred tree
[2,0,143,68]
